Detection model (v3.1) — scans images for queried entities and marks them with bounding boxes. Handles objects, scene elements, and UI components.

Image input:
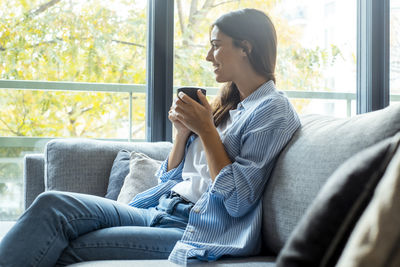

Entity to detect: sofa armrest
[24,154,45,209]
[44,138,172,197]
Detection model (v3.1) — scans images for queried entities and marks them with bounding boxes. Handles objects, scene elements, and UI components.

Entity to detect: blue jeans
[0,191,193,267]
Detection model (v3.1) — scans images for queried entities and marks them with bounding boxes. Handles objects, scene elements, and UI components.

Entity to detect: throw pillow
[276,133,400,267]
[336,144,400,267]
[105,149,131,200]
[117,151,162,204]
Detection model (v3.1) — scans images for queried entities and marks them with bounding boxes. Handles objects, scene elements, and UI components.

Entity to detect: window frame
[146,0,174,142]
[357,0,390,113]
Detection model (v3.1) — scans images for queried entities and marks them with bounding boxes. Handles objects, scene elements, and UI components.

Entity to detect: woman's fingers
[170,91,212,134]
[197,90,211,110]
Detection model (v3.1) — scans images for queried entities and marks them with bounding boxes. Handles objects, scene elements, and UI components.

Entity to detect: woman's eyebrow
[210,39,221,44]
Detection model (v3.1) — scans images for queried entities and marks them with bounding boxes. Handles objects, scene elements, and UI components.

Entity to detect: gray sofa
[23,104,400,266]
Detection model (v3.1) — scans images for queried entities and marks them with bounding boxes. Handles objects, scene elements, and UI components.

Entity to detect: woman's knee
[29,191,73,214]
[35,191,65,204]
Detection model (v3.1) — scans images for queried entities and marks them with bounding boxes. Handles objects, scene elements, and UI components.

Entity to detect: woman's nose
[206,48,213,62]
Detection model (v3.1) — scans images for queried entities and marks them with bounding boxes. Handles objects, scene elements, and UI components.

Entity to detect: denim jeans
[0,191,193,267]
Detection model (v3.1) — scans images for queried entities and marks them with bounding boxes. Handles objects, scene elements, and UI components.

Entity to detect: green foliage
[173,0,341,93]
[0,0,343,139]
[0,0,147,139]
[0,0,344,219]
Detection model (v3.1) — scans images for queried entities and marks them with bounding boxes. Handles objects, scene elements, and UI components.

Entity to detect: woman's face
[206,26,245,83]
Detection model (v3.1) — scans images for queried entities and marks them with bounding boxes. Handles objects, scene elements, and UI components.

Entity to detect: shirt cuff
[157,157,185,183]
[168,241,207,266]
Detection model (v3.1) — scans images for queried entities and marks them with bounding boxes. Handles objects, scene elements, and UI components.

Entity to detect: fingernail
[178,92,184,98]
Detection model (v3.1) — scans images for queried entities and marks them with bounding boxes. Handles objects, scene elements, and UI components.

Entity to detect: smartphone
[177,87,207,104]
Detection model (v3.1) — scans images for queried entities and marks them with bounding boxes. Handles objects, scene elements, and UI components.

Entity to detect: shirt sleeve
[209,128,295,217]
[156,157,185,183]
[156,134,197,184]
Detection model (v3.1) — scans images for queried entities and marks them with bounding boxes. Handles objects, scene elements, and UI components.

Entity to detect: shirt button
[192,208,200,213]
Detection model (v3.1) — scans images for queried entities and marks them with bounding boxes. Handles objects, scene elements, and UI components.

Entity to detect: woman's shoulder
[251,88,291,114]
[246,89,300,132]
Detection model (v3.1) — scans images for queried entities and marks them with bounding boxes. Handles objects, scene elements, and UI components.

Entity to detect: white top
[171,108,241,203]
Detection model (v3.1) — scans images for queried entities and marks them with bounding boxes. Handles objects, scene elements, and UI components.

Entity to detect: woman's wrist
[175,130,191,141]
[168,131,190,171]
[197,120,216,138]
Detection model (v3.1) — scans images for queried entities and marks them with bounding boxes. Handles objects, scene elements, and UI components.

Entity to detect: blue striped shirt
[129,81,301,265]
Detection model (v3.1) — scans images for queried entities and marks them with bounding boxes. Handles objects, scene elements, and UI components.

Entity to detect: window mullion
[146,0,174,142]
[357,0,390,114]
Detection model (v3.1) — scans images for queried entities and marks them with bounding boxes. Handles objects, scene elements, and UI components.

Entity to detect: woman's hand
[170,90,232,179]
[171,90,214,137]
[168,102,191,138]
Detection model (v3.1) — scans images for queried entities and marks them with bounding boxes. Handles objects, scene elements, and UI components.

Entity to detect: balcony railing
[0,79,399,219]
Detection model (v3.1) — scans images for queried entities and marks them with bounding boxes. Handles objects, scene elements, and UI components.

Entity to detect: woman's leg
[55,194,192,265]
[0,191,153,267]
[56,226,183,265]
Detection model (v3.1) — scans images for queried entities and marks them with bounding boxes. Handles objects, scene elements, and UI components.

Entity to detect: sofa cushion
[117,152,162,204]
[105,150,131,200]
[275,133,400,267]
[336,142,400,267]
[66,256,277,267]
[45,139,172,196]
[262,104,400,254]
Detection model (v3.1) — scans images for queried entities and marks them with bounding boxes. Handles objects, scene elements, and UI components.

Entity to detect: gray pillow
[105,149,131,200]
[276,133,400,267]
[117,151,162,204]
[336,143,400,267]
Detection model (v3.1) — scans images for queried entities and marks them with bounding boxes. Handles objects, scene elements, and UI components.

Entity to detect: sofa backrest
[262,104,400,254]
[44,139,172,197]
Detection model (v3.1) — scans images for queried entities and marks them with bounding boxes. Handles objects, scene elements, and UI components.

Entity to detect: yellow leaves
[1,0,147,84]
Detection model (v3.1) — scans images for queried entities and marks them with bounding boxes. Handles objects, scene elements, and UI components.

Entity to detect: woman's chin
[215,75,228,83]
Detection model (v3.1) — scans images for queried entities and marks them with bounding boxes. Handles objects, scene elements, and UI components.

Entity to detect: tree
[0,0,147,139]
[0,0,341,219]
[172,0,341,113]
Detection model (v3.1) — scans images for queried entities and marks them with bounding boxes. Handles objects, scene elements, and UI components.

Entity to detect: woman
[0,8,300,266]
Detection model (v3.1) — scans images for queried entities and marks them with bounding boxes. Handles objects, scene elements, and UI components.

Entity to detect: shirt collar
[238,80,276,110]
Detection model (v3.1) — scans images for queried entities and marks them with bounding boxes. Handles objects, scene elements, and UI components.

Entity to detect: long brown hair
[211,9,277,127]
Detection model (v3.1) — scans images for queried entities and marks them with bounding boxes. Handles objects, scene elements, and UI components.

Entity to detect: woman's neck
[235,73,268,101]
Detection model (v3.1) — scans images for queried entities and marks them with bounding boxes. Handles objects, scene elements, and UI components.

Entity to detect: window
[0,0,392,221]
[0,0,147,220]
[173,0,357,118]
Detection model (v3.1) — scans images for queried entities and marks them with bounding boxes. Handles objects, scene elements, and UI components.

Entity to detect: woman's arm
[167,96,192,171]
[171,90,232,180]
[198,125,232,181]
[167,131,190,171]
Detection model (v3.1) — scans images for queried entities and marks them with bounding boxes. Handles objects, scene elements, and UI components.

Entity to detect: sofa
[23,104,400,266]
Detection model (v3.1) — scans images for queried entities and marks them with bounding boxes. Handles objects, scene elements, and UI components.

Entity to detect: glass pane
[391,0,400,104]
[0,0,147,221]
[0,0,147,84]
[0,89,131,139]
[173,0,357,117]
[0,144,36,220]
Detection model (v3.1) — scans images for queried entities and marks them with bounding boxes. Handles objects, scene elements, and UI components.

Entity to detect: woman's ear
[241,40,252,55]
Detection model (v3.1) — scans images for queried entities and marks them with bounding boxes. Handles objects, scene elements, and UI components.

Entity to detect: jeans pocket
[173,202,193,220]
